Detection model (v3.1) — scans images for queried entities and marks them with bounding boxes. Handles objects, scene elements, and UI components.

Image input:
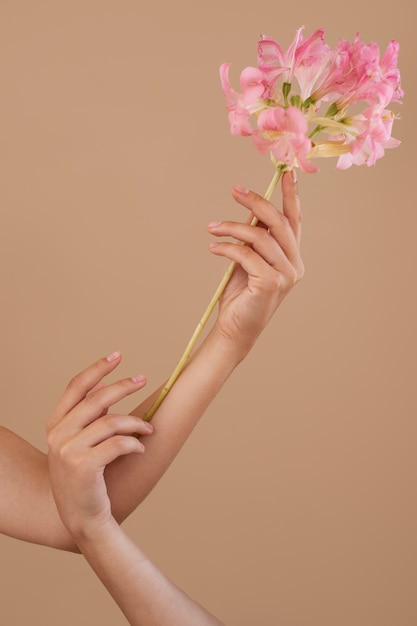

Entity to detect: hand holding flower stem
[142,165,285,421]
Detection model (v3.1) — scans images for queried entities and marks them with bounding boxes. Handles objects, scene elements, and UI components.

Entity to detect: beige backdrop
[0,1,415,625]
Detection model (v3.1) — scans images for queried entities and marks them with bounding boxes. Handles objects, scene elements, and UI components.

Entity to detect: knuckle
[262,271,282,293]
[103,413,124,432]
[66,360,104,392]
[56,444,68,463]
[84,389,99,405]
[67,454,85,476]
[254,194,273,214]
[83,392,107,417]
[288,266,299,286]
[121,377,134,390]
[112,435,140,454]
[240,245,253,259]
[113,378,136,399]
[220,220,231,231]
[46,429,59,451]
[66,373,82,392]
[279,213,291,230]
[258,228,272,244]
[272,273,284,291]
[113,377,133,393]
[249,193,263,209]
[56,441,75,466]
[100,413,113,429]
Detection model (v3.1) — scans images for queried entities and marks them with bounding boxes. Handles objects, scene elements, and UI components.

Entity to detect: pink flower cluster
[220,27,403,171]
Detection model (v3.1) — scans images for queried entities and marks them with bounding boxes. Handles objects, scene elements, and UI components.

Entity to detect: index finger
[48,352,122,429]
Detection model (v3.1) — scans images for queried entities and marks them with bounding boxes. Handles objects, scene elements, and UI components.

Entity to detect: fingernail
[233,185,249,194]
[106,351,121,362]
[209,242,219,249]
[131,375,146,384]
[145,422,154,432]
[208,221,221,229]
[291,169,297,183]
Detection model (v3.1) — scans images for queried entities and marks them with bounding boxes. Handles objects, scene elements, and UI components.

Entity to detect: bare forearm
[105,326,245,517]
[0,427,77,551]
[75,521,224,626]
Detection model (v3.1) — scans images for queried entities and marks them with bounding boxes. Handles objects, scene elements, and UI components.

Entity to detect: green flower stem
[309,124,325,140]
[282,82,291,107]
[142,166,284,422]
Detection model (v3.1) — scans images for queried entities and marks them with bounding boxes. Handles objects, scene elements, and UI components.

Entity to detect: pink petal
[297,154,319,173]
[284,26,304,80]
[219,63,238,110]
[253,134,274,155]
[240,66,266,105]
[337,153,354,170]
[294,28,327,66]
[385,137,401,149]
[229,107,254,136]
[380,40,400,73]
[258,35,285,68]
[284,106,309,134]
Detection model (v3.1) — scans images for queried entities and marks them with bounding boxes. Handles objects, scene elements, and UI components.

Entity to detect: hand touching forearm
[0,360,152,551]
[47,376,224,624]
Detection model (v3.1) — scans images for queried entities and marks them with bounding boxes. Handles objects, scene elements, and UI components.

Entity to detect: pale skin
[46,173,304,624]
[1,172,302,559]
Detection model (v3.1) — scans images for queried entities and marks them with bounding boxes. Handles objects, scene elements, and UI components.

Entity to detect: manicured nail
[131,375,146,384]
[106,351,121,362]
[209,242,219,249]
[233,185,249,194]
[291,169,297,183]
[145,422,154,432]
[208,221,221,229]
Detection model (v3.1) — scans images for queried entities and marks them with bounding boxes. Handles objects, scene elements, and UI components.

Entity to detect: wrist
[70,515,119,549]
[202,323,253,369]
[208,322,254,364]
